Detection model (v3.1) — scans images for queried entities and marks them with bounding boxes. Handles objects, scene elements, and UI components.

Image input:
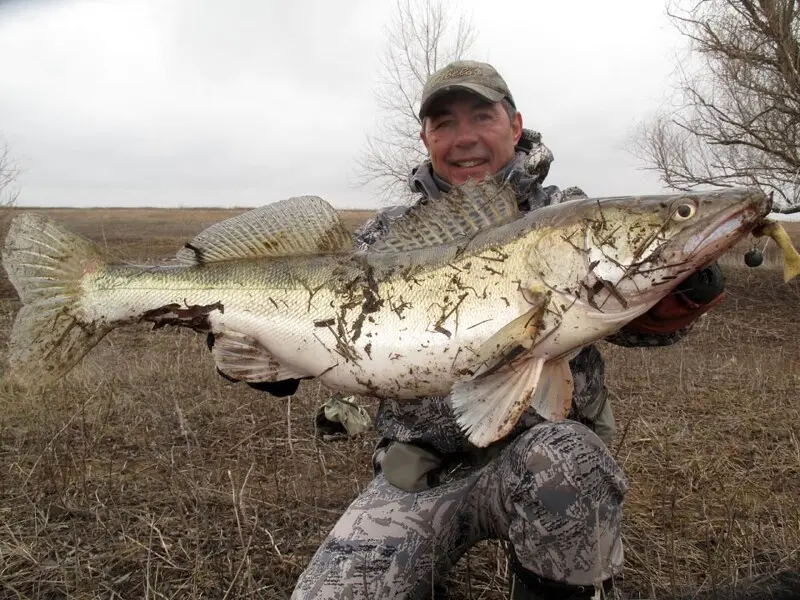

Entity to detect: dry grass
[0,209,798,599]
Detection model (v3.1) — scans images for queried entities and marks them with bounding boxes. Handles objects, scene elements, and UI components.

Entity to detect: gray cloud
[0,0,688,209]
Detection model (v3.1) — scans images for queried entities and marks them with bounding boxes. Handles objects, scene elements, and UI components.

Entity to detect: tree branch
[635,0,800,211]
[353,0,477,204]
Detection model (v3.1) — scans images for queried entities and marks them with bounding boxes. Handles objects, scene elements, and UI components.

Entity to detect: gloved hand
[314,395,373,439]
[624,261,725,335]
[206,333,304,397]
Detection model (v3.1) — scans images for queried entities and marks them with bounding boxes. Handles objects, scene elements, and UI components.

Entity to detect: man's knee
[513,419,623,483]
[292,471,477,599]
[500,420,628,587]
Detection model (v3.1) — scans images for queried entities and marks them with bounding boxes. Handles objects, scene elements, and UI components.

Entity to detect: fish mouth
[682,190,772,266]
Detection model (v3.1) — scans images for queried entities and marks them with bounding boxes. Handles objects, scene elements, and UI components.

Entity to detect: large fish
[0,181,785,447]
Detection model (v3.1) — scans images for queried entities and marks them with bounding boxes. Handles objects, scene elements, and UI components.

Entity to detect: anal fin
[529,359,574,422]
[450,356,546,448]
[211,331,309,383]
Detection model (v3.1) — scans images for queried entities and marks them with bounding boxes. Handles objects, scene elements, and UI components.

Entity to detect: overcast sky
[0,0,690,209]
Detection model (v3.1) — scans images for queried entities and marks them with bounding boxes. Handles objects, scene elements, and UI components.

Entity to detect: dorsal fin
[368,178,520,254]
[176,195,354,266]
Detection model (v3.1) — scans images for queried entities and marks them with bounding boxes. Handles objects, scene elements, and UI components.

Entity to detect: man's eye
[474,112,493,122]
[432,119,452,130]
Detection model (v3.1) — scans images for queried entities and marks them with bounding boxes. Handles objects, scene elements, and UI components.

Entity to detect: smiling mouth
[451,159,488,168]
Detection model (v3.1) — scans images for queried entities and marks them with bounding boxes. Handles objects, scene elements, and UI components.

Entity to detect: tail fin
[2,213,113,385]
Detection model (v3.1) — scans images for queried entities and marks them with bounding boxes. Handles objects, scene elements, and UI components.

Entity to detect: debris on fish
[1,180,773,447]
[752,220,800,282]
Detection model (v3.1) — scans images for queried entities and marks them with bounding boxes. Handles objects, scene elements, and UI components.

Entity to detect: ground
[0,207,797,599]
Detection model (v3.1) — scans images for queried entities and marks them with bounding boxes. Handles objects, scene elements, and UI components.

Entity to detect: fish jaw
[612,188,769,310]
[638,188,771,306]
[630,187,770,306]
[679,189,772,266]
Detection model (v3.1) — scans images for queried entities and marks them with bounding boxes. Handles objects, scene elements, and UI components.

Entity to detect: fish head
[528,187,771,319]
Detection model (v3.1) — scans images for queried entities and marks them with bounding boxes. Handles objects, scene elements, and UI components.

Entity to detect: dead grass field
[0,207,798,599]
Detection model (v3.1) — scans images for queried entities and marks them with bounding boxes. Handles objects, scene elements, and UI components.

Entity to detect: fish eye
[673,202,697,221]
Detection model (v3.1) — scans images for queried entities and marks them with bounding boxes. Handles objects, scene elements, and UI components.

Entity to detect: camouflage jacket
[355,129,693,455]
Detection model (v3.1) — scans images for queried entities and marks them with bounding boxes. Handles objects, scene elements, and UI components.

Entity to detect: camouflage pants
[291,420,628,600]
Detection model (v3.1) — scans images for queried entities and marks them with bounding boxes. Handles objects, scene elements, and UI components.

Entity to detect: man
[237,61,724,599]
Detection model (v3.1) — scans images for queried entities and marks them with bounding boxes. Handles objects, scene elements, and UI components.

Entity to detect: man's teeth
[455,160,483,167]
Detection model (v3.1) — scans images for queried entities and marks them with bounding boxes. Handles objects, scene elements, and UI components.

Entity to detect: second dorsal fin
[176,195,355,265]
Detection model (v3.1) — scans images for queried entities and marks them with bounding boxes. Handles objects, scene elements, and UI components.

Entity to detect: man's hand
[624,262,726,335]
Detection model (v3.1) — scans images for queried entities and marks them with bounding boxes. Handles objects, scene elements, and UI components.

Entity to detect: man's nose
[453,120,479,145]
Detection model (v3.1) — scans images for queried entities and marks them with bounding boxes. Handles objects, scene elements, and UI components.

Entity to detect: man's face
[420,91,523,186]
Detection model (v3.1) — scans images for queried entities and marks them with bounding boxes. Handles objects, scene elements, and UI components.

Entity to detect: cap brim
[419,83,506,119]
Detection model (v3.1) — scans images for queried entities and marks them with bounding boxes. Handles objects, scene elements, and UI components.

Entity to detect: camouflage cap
[419,60,515,120]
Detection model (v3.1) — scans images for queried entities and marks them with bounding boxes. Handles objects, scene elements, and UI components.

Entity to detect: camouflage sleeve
[517,129,588,206]
[604,322,696,348]
[547,185,589,205]
[354,205,412,250]
[517,129,554,184]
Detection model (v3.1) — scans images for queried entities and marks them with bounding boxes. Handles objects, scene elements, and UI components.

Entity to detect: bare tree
[354,0,477,203]
[634,0,800,214]
[0,141,19,245]
[0,140,19,209]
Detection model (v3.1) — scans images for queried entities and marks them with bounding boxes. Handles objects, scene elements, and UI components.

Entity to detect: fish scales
[82,230,544,399]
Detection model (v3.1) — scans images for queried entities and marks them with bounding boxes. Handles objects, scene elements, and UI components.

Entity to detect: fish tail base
[2,214,112,384]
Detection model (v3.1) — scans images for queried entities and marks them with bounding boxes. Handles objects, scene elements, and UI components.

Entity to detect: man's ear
[512,111,523,145]
[420,122,430,152]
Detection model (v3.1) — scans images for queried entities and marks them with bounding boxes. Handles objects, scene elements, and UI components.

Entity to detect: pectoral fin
[449,291,563,448]
[469,291,549,378]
